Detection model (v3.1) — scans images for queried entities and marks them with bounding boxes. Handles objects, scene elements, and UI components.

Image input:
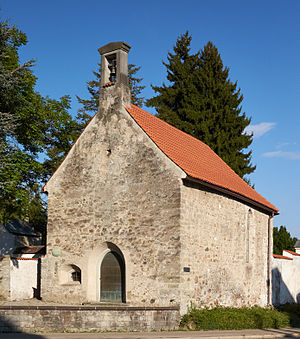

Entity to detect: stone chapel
[42,42,278,314]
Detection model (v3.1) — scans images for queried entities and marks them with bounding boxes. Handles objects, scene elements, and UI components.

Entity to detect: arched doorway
[100,250,125,303]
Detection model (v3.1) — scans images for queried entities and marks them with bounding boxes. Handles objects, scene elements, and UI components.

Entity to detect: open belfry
[42,42,278,314]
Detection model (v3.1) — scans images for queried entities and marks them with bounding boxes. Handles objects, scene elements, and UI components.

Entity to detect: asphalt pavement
[0,328,299,339]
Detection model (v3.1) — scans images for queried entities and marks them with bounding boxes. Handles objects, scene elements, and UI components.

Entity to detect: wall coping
[283,250,300,257]
[0,305,180,311]
[273,254,293,260]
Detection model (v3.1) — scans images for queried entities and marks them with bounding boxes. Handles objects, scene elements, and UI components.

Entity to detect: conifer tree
[147,32,255,179]
[128,64,145,107]
[273,226,297,255]
[76,63,145,127]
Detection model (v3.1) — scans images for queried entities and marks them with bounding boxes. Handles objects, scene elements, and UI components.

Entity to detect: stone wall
[0,306,180,332]
[0,256,10,300]
[272,251,300,305]
[42,99,272,312]
[179,180,271,313]
[43,104,184,306]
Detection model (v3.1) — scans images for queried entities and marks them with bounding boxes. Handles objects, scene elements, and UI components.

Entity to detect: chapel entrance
[100,250,125,303]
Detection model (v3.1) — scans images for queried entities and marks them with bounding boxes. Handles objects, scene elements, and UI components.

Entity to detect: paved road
[0,328,299,339]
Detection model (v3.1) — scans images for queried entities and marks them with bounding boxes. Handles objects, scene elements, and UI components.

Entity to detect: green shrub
[180,306,290,330]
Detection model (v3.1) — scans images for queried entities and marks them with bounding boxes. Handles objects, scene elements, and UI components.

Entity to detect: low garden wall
[0,305,180,333]
[272,250,300,305]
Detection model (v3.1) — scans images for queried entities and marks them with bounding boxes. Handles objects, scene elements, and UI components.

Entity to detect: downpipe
[267,212,274,305]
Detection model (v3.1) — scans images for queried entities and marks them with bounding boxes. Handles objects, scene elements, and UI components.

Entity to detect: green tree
[0,18,41,223]
[273,226,297,255]
[147,31,255,179]
[41,95,82,179]
[0,17,80,235]
[76,63,145,126]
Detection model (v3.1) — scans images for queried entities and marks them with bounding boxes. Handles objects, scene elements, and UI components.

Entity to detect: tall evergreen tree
[147,32,255,179]
[76,63,145,127]
[273,226,297,255]
[128,64,145,107]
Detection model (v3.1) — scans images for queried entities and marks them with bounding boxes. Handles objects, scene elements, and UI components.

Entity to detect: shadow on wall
[0,315,46,338]
[11,258,19,268]
[272,267,295,305]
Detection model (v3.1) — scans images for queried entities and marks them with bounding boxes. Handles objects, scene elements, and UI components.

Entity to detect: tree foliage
[76,63,145,126]
[0,18,40,223]
[273,226,297,255]
[146,31,255,179]
[0,18,79,235]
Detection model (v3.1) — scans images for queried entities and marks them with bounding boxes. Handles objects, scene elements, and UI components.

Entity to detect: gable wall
[42,105,183,306]
[179,181,270,313]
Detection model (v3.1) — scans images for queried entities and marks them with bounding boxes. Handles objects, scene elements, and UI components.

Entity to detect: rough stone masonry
[42,41,276,316]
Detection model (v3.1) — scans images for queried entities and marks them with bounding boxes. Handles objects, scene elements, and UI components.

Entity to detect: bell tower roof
[98,42,131,55]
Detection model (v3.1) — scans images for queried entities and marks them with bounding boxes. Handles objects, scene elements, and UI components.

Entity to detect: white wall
[272,251,300,305]
[10,257,38,300]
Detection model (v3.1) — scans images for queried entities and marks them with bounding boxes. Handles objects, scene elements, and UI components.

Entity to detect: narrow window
[246,210,252,263]
[106,54,117,83]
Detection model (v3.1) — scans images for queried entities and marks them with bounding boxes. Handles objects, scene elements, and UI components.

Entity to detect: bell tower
[98,42,131,109]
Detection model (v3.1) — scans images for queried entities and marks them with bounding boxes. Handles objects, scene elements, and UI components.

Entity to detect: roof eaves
[184,175,279,215]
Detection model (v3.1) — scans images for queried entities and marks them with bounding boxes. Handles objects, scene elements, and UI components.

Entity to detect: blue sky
[1,0,300,238]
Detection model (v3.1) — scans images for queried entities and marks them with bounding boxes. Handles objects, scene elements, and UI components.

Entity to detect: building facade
[42,42,278,314]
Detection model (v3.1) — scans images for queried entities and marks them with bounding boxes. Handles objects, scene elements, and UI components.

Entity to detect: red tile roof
[273,254,293,260]
[126,104,278,213]
[283,250,300,256]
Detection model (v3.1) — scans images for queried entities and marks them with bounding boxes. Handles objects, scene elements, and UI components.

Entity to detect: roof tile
[126,104,278,213]
[273,254,293,260]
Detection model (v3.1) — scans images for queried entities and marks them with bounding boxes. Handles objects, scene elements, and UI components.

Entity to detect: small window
[59,264,82,285]
[70,265,81,283]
